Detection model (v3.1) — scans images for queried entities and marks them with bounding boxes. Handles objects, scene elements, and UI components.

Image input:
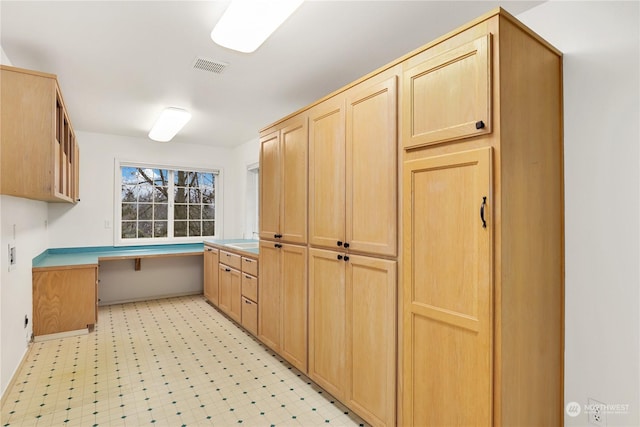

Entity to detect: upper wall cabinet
[309,67,399,257]
[1,65,80,203]
[403,35,491,149]
[259,113,308,244]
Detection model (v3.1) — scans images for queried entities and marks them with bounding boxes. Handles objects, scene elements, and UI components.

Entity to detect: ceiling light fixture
[211,0,303,53]
[148,107,192,142]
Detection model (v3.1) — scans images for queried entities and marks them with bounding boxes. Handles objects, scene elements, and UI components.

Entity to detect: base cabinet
[203,246,219,305]
[219,264,241,323]
[259,241,308,372]
[33,265,98,336]
[309,248,396,427]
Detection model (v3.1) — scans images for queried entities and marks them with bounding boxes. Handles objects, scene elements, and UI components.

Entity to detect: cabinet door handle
[245,299,252,305]
[337,241,343,247]
[275,244,282,248]
[344,256,350,262]
[245,275,252,279]
[337,254,343,260]
[274,233,282,238]
[476,120,485,129]
[343,242,350,249]
[225,268,231,272]
[480,196,487,228]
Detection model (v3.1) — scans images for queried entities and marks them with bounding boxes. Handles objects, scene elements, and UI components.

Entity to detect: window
[117,162,220,244]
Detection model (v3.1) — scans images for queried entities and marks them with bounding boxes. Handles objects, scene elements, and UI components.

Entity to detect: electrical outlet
[588,398,607,426]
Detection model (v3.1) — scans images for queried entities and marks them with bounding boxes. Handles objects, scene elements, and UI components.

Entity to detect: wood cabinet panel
[346,73,398,256]
[259,130,280,240]
[258,242,281,350]
[1,65,79,203]
[403,148,493,426]
[346,255,396,427]
[220,251,242,270]
[308,248,346,400]
[241,273,258,302]
[33,266,98,336]
[241,257,258,277]
[308,97,346,248]
[204,246,219,305]
[403,35,491,149]
[241,297,258,336]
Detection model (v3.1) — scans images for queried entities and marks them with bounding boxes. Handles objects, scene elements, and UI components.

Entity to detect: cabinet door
[281,244,308,372]
[218,264,232,314]
[259,130,280,240]
[402,147,493,426]
[308,248,346,400]
[280,117,308,244]
[259,241,281,351]
[346,73,398,257]
[346,255,396,427]
[229,268,242,323]
[309,96,346,249]
[403,35,491,148]
[33,266,97,336]
[204,247,219,305]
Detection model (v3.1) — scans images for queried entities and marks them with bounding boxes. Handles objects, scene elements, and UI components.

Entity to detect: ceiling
[0,0,543,148]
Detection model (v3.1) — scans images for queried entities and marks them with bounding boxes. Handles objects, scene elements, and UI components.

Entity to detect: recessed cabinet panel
[259,131,280,240]
[308,97,346,248]
[403,35,491,149]
[346,75,398,256]
[403,147,493,426]
[280,120,308,243]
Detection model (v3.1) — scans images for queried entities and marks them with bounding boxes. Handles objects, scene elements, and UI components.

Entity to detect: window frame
[114,159,223,246]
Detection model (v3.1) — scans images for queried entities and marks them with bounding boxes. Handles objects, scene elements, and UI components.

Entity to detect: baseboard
[0,342,33,407]
[33,328,89,342]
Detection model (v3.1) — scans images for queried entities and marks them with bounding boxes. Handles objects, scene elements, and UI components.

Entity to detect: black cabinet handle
[480,196,487,228]
[275,244,282,248]
[344,256,350,262]
[337,241,343,247]
[225,268,231,272]
[337,254,343,260]
[476,120,485,129]
[274,234,282,238]
[343,242,350,249]
[245,299,252,305]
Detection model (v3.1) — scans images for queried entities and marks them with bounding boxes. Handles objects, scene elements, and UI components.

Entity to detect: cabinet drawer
[220,251,242,270]
[242,273,258,302]
[242,257,258,276]
[241,297,258,336]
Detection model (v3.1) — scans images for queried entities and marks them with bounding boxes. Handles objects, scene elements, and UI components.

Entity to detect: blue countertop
[33,239,260,269]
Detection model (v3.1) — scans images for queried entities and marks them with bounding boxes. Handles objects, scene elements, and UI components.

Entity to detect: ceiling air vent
[192,57,228,74]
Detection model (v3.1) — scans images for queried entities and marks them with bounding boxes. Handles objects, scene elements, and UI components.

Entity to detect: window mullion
[168,170,175,238]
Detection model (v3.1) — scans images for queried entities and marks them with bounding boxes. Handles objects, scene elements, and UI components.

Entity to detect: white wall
[47,130,239,247]
[0,46,51,397]
[230,137,260,239]
[518,2,639,426]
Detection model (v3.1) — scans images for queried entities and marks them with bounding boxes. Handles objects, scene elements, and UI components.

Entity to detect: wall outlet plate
[588,398,607,426]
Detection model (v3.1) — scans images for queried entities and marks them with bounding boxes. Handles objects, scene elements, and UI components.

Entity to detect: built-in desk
[32,244,204,339]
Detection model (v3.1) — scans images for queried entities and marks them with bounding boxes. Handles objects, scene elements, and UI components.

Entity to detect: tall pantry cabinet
[258,7,563,427]
[401,10,563,427]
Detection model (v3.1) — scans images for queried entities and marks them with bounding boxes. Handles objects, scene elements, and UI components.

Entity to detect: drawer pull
[245,275,252,279]
[245,299,252,305]
[225,268,231,272]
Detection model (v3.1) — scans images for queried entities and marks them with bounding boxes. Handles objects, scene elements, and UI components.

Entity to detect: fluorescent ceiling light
[211,0,303,53]
[148,107,192,142]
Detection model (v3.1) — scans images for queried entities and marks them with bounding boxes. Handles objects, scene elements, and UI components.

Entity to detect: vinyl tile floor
[1,295,367,426]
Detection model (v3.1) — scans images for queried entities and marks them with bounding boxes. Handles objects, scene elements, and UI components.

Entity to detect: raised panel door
[229,268,242,323]
[259,130,280,240]
[280,244,308,372]
[308,248,346,400]
[280,117,308,244]
[346,255,396,427]
[204,247,219,305]
[403,35,491,149]
[259,241,281,351]
[218,264,232,314]
[346,73,398,256]
[402,147,493,426]
[309,96,346,249]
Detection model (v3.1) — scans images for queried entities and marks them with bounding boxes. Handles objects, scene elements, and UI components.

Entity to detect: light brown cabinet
[218,263,241,323]
[308,248,396,427]
[258,241,308,372]
[259,114,308,244]
[32,265,98,337]
[203,246,219,305]
[1,65,80,203]
[401,11,563,427]
[309,67,398,257]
